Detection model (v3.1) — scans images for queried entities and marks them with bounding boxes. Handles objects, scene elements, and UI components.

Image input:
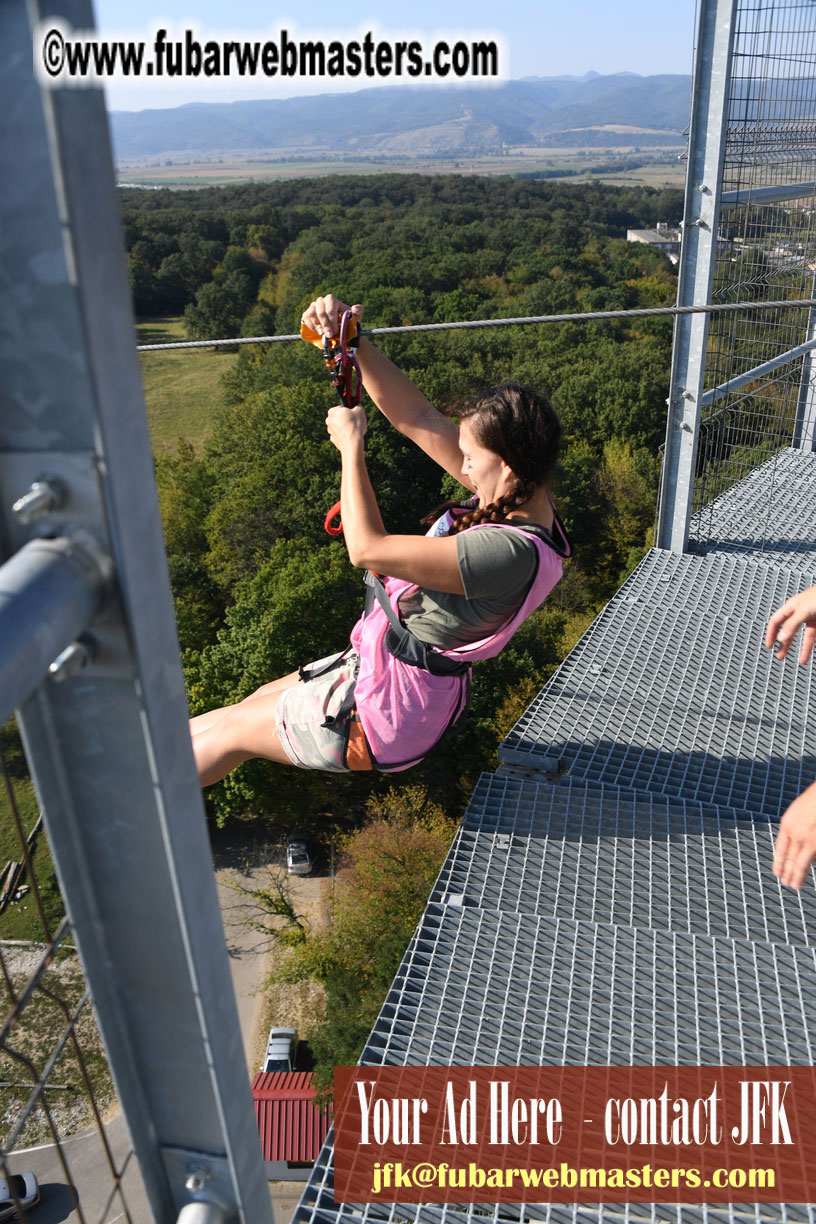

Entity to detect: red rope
[322,310,362,536]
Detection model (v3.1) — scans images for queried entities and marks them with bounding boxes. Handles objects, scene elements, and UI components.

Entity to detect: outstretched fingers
[773,779,816,888]
[800,622,816,665]
[765,584,816,663]
[765,601,801,660]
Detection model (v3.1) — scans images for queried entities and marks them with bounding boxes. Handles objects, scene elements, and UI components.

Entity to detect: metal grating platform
[297,1170,815,1224]
[294,901,816,1224]
[361,905,816,1067]
[689,448,816,569]
[296,1176,816,1224]
[430,774,816,945]
[499,550,816,815]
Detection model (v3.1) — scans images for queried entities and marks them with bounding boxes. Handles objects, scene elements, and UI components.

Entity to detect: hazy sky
[92,0,699,111]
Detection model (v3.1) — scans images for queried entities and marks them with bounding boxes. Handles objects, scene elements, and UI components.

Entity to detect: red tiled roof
[252,1071,332,1162]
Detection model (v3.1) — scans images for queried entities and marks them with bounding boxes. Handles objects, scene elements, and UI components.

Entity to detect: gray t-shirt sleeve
[398,526,540,650]
[456,526,538,601]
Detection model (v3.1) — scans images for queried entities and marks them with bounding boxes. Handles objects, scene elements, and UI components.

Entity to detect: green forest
[125,174,682,835]
[123,173,685,1077]
[0,173,686,1085]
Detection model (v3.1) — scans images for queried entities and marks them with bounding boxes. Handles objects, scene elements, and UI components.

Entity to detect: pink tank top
[349,513,570,771]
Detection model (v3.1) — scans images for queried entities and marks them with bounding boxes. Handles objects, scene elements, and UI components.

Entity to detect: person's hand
[774,778,816,888]
[326,402,367,452]
[300,294,363,342]
[765,583,816,663]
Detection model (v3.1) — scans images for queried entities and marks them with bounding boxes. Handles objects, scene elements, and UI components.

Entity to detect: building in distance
[627,221,683,263]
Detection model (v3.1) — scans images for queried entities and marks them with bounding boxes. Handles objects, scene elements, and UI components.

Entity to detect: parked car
[286,835,313,876]
[0,1171,39,1220]
[261,1026,297,1073]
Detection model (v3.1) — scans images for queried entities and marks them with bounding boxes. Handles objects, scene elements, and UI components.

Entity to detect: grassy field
[137,316,238,453]
[581,163,687,189]
[118,147,687,190]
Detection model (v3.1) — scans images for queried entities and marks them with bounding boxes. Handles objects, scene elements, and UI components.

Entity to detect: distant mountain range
[110,73,693,160]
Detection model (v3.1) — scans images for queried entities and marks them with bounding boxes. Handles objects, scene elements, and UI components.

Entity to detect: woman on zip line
[189,293,571,782]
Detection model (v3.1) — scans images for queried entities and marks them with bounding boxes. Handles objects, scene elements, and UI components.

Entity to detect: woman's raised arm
[301,294,471,489]
[325,401,465,594]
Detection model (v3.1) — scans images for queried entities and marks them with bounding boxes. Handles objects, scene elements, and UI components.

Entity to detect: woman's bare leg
[189,668,302,737]
[191,675,301,786]
[241,668,303,701]
[189,706,232,735]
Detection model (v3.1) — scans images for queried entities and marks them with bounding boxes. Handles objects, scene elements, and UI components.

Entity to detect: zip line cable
[136,297,816,352]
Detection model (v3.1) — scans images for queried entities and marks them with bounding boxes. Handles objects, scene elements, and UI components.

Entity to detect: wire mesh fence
[0,721,143,1224]
[690,0,816,546]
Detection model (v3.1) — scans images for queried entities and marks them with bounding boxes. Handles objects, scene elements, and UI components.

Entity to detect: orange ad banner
[333,1066,816,1203]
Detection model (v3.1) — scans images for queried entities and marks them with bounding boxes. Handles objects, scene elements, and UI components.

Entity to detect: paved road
[211,828,326,1074]
[215,858,280,1075]
[12,1112,149,1223]
[13,1116,306,1223]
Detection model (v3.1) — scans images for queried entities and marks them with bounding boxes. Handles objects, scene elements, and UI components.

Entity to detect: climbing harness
[300,308,362,535]
[349,510,572,771]
[363,570,471,678]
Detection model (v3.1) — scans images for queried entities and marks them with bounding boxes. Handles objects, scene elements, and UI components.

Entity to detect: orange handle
[300,315,358,349]
[325,500,343,535]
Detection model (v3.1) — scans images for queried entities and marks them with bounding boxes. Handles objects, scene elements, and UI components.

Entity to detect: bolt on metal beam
[0,535,111,725]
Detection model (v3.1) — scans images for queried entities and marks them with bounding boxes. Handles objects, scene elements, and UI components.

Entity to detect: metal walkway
[294,568,816,1224]
[360,905,816,1068]
[499,549,816,818]
[688,448,816,570]
[431,775,816,947]
[293,379,816,1224]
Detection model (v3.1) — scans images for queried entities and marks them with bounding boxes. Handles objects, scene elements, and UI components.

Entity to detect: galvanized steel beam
[794,271,816,451]
[1,2,272,1220]
[656,0,738,552]
[702,336,816,407]
[720,180,816,209]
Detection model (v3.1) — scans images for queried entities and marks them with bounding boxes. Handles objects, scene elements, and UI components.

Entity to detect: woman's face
[458,419,515,506]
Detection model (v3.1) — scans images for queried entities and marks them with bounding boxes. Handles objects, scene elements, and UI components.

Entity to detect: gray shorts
[275,648,360,772]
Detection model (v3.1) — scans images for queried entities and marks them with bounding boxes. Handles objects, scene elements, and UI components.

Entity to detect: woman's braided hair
[424,382,562,535]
